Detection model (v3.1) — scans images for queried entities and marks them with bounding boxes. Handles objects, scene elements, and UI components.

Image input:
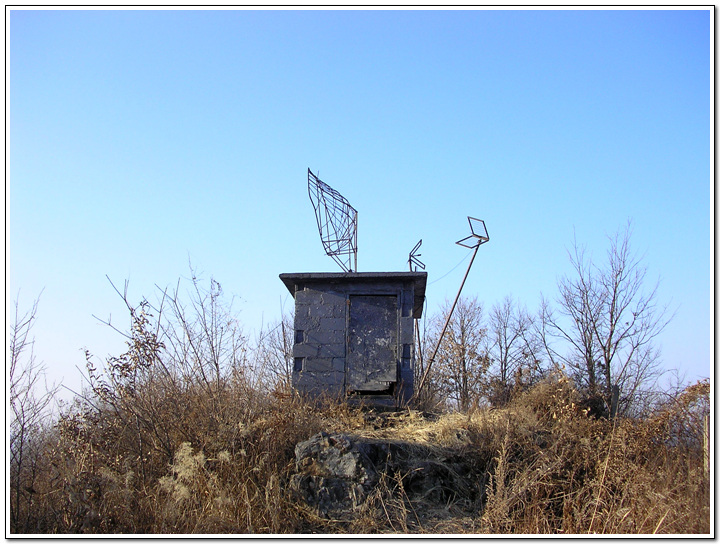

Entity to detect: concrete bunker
[279,272,427,406]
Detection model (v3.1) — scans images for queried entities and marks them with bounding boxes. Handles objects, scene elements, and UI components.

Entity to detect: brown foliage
[10,372,710,534]
[8,274,708,535]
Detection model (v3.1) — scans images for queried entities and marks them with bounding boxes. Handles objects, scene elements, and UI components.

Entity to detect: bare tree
[541,223,672,416]
[486,296,544,405]
[253,312,294,394]
[155,272,249,395]
[412,312,446,411]
[9,293,58,532]
[429,296,490,411]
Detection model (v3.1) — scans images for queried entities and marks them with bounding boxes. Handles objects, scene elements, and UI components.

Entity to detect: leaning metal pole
[415,242,480,396]
[414,217,489,399]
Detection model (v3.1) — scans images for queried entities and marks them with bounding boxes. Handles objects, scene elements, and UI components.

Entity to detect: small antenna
[408,239,425,272]
[307,168,358,272]
[456,217,489,249]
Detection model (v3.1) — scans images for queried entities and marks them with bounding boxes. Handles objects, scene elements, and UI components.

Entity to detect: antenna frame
[455,217,489,249]
[307,168,358,273]
[408,239,425,272]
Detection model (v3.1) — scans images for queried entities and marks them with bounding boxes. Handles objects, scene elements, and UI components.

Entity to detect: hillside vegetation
[9,228,710,534]
[10,367,710,534]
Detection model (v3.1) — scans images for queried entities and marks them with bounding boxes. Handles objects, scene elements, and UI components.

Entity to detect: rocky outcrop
[289,431,477,518]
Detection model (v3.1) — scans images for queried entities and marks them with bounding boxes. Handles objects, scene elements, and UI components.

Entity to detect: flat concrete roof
[279,271,427,318]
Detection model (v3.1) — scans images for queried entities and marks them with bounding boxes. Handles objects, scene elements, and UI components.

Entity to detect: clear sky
[8,8,711,401]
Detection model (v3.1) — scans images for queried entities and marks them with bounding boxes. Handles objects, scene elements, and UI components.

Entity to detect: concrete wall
[293,287,348,397]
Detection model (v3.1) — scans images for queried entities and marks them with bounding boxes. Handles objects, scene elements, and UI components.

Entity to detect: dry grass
[326,374,710,535]
[10,373,710,535]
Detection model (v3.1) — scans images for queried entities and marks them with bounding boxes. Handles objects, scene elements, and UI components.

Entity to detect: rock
[290,432,389,517]
[289,431,478,518]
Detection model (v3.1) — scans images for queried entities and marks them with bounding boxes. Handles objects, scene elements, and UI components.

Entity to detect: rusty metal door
[347,295,398,392]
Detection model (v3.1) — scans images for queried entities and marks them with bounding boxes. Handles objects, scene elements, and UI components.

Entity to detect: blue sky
[8,8,711,400]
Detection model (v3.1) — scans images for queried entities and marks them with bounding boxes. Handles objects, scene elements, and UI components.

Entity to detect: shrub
[8,276,709,535]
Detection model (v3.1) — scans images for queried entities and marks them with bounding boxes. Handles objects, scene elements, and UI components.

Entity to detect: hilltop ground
[12,373,709,535]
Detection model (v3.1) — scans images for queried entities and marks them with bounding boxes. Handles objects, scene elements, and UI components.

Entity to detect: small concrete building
[279,272,427,406]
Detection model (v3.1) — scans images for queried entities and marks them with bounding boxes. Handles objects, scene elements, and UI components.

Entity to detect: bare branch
[539,223,672,416]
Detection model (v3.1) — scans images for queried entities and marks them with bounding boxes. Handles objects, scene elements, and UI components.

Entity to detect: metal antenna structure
[307,168,358,272]
[415,217,489,396]
[408,239,425,272]
[408,239,427,381]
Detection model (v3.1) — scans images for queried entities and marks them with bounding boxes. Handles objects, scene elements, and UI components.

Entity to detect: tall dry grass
[473,375,710,534]
[9,373,710,534]
[8,275,710,535]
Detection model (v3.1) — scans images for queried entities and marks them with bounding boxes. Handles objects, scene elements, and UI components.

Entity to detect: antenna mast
[415,217,489,396]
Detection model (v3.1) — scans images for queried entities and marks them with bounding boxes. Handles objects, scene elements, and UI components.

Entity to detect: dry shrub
[35,388,359,534]
[10,273,375,535]
[12,374,710,535]
[301,375,709,535]
[346,471,421,534]
[8,272,709,535]
[473,374,710,534]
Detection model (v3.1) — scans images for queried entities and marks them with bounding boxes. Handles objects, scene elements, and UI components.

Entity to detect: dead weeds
[10,375,710,535]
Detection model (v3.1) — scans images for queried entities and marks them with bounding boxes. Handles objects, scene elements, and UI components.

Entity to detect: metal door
[347,295,398,392]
